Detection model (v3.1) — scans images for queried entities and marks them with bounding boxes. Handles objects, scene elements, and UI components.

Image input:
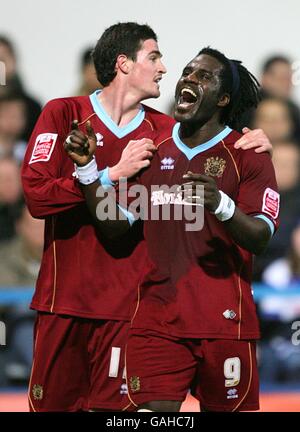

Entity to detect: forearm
[65,132,155,236]
[223,207,272,255]
[80,180,131,240]
[22,175,85,218]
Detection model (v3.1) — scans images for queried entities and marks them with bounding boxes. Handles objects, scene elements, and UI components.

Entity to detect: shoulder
[140,105,175,144]
[221,129,242,155]
[142,104,176,129]
[43,95,89,114]
[39,96,92,132]
[223,129,273,176]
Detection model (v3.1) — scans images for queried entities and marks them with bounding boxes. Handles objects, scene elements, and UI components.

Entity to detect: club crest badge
[129,376,141,393]
[204,157,226,177]
[32,384,43,400]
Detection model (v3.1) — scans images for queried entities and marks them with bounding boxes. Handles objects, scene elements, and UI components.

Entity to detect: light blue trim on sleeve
[99,166,115,190]
[98,167,136,225]
[254,214,275,236]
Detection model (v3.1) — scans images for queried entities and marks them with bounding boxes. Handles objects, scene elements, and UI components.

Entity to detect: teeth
[181,88,197,98]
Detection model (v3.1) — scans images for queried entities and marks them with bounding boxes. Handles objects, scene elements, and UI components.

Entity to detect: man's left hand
[234,127,272,155]
[181,171,221,211]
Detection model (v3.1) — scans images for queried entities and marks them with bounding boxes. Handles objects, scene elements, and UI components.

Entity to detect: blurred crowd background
[0,0,300,392]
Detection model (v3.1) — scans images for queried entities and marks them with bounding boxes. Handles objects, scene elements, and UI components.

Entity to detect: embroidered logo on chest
[160,157,175,170]
[204,157,226,177]
[96,132,104,146]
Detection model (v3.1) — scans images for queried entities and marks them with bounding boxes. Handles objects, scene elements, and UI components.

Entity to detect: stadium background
[0,0,300,411]
[1,0,300,113]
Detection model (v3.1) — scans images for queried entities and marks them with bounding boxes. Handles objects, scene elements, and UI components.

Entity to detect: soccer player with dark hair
[22,21,170,412]
[69,47,279,412]
[22,20,272,410]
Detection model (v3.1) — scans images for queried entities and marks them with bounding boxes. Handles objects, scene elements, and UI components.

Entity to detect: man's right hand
[109,138,156,181]
[64,120,97,166]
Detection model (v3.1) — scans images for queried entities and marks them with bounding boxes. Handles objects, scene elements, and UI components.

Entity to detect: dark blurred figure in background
[0,205,44,383]
[251,55,300,284]
[0,92,27,162]
[0,205,44,285]
[255,84,300,383]
[260,55,300,142]
[252,96,295,145]
[258,219,300,384]
[261,55,294,99]
[263,221,300,288]
[75,47,100,96]
[0,157,23,242]
[0,35,41,141]
[253,141,300,281]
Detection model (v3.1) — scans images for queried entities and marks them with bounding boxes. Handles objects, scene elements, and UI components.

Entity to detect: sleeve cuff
[99,167,135,225]
[98,167,115,190]
[254,214,275,236]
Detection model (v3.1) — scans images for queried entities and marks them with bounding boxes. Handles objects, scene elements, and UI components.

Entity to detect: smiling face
[128,39,167,100]
[174,54,229,124]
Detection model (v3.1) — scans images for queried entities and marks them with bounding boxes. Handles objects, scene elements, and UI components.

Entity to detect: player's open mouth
[154,76,162,86]
[176,87,199,110]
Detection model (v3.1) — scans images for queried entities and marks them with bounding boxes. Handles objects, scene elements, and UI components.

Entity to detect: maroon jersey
[21,91,175,320]
[131,124,280,339]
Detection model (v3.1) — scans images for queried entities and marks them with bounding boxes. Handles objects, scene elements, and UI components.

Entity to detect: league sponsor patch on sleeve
[29,133,58,164]
[262,187,280,219]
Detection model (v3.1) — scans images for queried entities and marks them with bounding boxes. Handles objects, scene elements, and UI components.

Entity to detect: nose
[159,59,167,74]
[183,71,197,83]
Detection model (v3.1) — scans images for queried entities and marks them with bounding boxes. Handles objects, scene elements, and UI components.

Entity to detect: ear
[115,54,132,75]
[217,93,230,108]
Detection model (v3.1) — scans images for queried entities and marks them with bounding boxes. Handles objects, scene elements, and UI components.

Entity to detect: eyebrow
[198,68,213,74]
[183,66,213,75]
[148,50,163,58]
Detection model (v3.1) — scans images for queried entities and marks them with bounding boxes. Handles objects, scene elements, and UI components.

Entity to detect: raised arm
[21,100,85,218]
[64,121,155,239]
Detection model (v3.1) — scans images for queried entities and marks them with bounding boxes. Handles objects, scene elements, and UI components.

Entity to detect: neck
[179,117,225,149]
[98,81,142,127]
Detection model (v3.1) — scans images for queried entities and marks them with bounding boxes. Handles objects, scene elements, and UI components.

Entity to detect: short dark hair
[92,22,157,87]
[262,55,291,74]
[198,47,261,129]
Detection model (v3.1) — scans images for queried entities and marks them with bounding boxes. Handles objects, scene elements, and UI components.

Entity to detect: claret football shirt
[130,124,280,339]
[22,90,175,319]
